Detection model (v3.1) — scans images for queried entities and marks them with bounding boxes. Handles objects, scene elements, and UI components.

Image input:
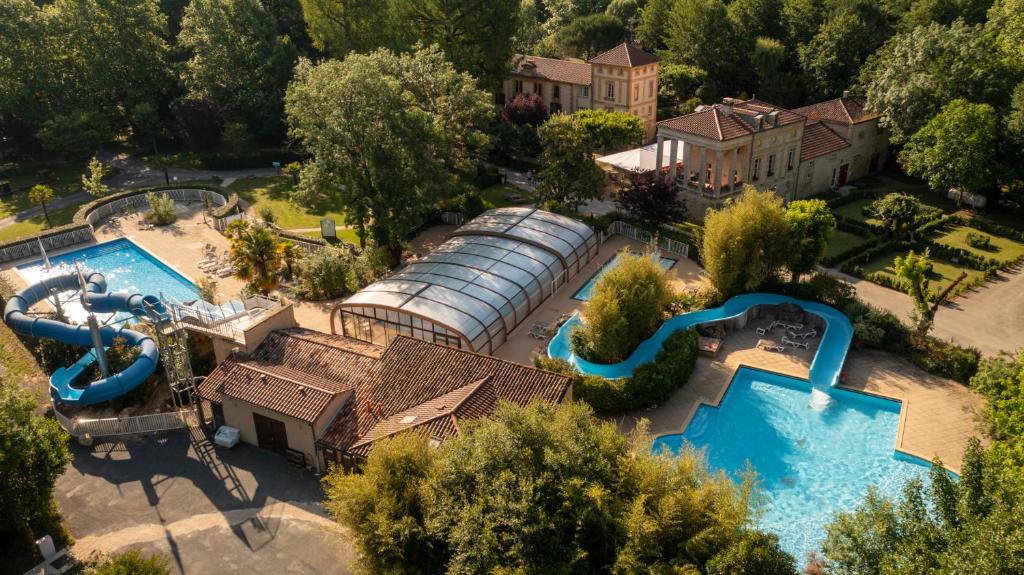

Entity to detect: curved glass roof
[338,207,599,353]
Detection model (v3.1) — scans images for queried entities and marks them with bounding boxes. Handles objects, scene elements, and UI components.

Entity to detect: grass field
[931,225,1024,264]
[831,198,883,226]
[861,252,985,295]
[825,229,872,261]
[481,183,532,209]
[229,176,348,230]
[0,204,80,243]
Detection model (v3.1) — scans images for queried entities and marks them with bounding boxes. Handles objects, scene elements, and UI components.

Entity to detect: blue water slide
[2,271,168,405]
[548,293,853,387]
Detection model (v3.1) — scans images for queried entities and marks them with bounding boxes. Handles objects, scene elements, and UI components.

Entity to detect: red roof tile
[658,107,754,141]
[800,121,851,161]
[792,95,879,125]
[588,42,660,67]
[511,54,591,86]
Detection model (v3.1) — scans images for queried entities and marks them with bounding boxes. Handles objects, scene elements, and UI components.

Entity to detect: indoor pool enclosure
[548,293,934,556]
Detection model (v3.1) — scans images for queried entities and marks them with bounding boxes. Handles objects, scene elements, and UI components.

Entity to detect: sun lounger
[788,329,818,340]
[757,339,785,352]
[215,266,236,278]
[528,322,552,340]
[782,337,809,349]
[756,327,768,335]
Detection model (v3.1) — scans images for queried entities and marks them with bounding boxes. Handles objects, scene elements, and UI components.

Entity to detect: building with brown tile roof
[197,328,571,472]
[500,43,661,140]
[649,93,888,217]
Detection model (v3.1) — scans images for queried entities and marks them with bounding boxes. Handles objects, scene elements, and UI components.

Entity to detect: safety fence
[54,407,197,438]
[604,220,690,258]
[0,225,94,264]
[84,188,227,228]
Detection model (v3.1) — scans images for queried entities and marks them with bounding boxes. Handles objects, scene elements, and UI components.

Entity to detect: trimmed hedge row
[537,329,699,413]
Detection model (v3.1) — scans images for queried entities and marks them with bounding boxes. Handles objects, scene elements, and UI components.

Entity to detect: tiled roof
[197,359,351,423]
[659,107,754,141]
[251,328,381,388]
[792,95,879,125]
[658,97,806,141]
[800,121,851,161]
[589,42,660,67]
[511,54,591,86]
[347,377,497,456]
[319,336,571,454]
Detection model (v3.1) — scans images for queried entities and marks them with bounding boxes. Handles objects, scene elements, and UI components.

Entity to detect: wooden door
[253,413,288,453]
[838,164,849,186]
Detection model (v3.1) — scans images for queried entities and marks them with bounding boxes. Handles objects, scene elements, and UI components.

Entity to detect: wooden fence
[55,407,197,438]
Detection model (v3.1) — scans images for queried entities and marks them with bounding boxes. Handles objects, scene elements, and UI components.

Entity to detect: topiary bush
[965,231,993,250]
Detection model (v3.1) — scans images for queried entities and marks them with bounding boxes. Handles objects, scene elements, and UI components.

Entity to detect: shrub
[296,246,354,300]
[559,329,699,412]
[195,277,217,304]
[573,251,672,363]
[144,192,176,225]
[258,206,276,225]
[965,230,993,250]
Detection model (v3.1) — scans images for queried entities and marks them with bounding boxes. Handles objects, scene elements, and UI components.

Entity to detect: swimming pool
[653,367,931,558]
[16,238,198,324]
[572,251,676,301]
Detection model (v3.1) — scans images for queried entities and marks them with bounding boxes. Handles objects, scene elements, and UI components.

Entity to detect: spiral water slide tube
[3,271,168,405]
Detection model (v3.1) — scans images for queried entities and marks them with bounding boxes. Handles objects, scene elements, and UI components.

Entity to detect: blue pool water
[16,238,198,324]
[653,367,931,558]
[572,252,676,301]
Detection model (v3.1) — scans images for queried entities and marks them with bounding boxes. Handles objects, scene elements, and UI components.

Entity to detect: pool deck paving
[613,326,984,474]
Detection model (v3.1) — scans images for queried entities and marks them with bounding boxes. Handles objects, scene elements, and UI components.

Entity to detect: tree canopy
[535,113,606,210]
[285,46,492,264]
[899,99,1001,196]
[700,187,790,297]
[323,400,796,574]
[784,199,835,283]
[574,108,645,151]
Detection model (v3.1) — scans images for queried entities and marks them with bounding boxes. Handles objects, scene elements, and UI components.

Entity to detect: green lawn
[228,176,348,230]
[0,160,95,218]
[861,252,986,295]
[297,227,361,245]
[825,229,871,260]
[831,198,883,227]
[0,204,80,243]
[932,225,1024,264]
[481,183,533,209]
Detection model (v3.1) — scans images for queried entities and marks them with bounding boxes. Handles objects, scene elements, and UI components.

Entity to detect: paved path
[56,428,355,574]
[824,267,1024,357]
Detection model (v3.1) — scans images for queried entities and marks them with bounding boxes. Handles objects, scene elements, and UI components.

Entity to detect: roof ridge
[387,335,571,384]
[234,361,338,396]
[350,378,490,449]
[276,328,382,356]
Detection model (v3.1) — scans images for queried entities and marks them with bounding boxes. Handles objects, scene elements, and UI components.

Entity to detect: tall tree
[893,249,966,335]
[179,0,297,143]
[784,199,835,283]
[301,0,520,88]
[859,20,1013,144]
[635,0,674,52]
[727,0,784,42]
[899,99,1000,200]
[871,192,921,240]
[799,11,874,98]
[286,46,492,264]
[664,0,752,100]
[574,108,644,151]
[535,114,605,210]
[0,377,71,542]
[81,157,110,197]
[700,187,790,297]
[549,12,626,59]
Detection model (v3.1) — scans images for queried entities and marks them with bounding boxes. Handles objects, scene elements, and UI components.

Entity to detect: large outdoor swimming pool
[16,238,198,324]
[548,293,933,558]
[572,251,676,301]
[653,367,931,558]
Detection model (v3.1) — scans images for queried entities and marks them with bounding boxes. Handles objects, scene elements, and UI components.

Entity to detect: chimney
[842,90,850,98]
[720,101,733,115]
[768,111,779,126]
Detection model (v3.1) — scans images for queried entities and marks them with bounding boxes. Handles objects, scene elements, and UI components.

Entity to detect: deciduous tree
[899,99,1000,200]
[871,192,920,239]
[81,157,110,197]
[575,108,645,151]
[664,0,752,100]
[893,248,966,335]
[503,93,549,126]
[286,46,492,264]
[535,113,605,210]
[700,187,790,297]
[549,12,626,59]
[29,184,55,227]
[784,199,835,283]
[615,173,687,228]
[180,0,296,143]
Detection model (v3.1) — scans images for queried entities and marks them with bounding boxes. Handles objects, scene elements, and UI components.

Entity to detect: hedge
[210,192,241,219]
[574,329,699,412]
[196,149,303,171]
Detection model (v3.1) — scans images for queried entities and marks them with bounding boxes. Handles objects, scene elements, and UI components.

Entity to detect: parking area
[56,426,355,574]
